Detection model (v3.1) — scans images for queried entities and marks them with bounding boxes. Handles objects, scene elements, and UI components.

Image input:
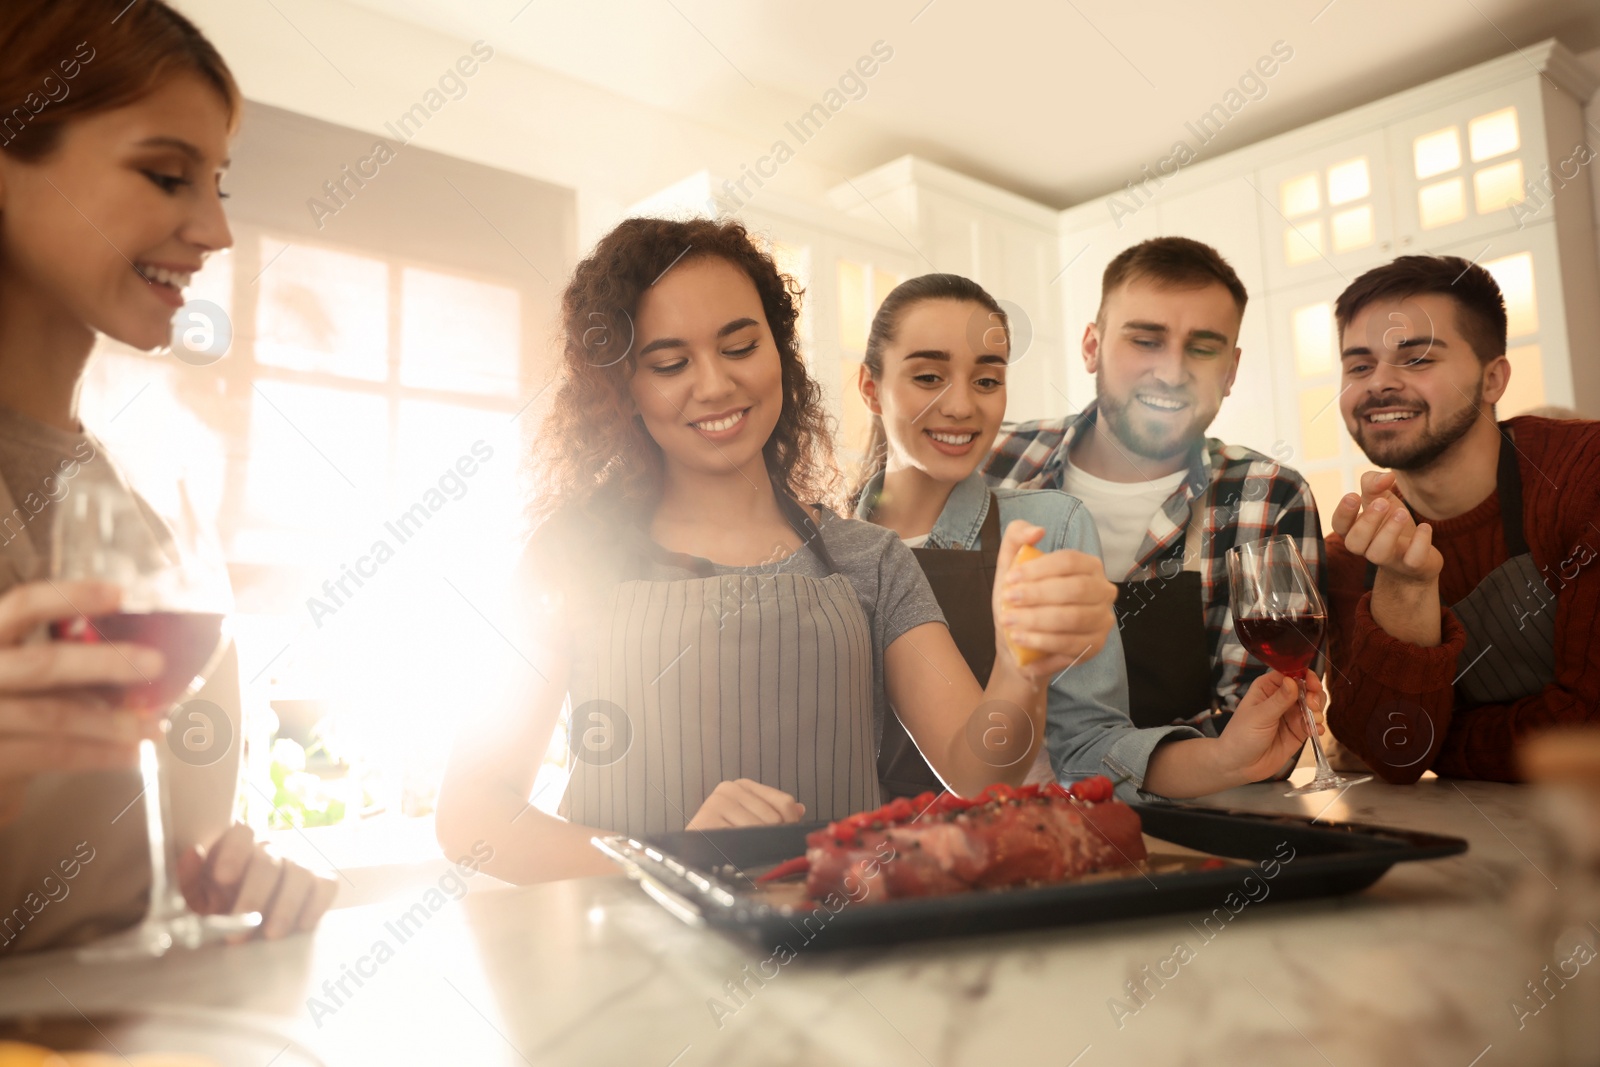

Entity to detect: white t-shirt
[1061,460,1187,581]
[900,533,930,548]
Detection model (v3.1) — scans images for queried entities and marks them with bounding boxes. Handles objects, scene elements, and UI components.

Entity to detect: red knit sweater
[1326,416,1600,783]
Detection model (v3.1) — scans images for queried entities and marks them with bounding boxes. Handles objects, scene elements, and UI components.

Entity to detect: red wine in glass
[1226,535,1370,798]
[48,611,225,712]
[1233,613,1326,679]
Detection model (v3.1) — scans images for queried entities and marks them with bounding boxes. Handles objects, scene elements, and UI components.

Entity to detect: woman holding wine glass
[0,0,334,953]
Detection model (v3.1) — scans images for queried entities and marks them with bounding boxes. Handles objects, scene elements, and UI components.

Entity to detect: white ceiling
[341,0,1600,208]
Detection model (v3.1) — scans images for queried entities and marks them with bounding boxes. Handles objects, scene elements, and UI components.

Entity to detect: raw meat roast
[758,777,1147,902]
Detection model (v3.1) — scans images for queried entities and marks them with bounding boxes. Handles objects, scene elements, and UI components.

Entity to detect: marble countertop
[2,772,1596,1067]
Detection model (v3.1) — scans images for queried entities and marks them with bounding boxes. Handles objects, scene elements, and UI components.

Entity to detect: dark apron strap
[878,492,1003,798]
[1494,424,1528,556]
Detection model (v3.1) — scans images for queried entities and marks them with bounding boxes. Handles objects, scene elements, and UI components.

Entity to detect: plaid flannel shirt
[983,403,1327,714]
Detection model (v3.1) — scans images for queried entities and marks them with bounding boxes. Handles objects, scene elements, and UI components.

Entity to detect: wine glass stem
[139,734,187,923]
[1298,684,1335,781]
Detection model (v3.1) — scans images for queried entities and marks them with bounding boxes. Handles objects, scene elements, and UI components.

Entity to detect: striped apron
[559,497,880,836]
[1365,425,1557,704]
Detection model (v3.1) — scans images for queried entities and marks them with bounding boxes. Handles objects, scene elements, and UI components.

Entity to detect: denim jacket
[856,469,1201,802]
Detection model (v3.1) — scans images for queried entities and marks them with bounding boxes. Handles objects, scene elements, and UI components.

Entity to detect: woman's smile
[135,260,198,309]
[689,405,752,441]
[923,427,981,456]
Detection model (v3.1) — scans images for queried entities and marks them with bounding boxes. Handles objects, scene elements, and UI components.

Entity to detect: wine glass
[1226,534,1371,798]
[49,468,260,957]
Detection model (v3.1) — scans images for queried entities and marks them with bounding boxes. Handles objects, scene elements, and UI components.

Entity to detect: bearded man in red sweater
[1324,254,1599,783]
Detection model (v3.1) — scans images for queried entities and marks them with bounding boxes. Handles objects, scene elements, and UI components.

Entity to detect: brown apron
[1364,425,1557,704]
[876,494,1002,799]
[559,495,880,836]
[1114,491,1218,731]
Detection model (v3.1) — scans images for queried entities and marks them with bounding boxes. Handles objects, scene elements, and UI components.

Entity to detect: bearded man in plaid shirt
[985,237,1325,743]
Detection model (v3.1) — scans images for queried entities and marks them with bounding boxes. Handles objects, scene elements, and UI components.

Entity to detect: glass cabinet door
[1384,80,1547,250]
[1258,130,1395,290]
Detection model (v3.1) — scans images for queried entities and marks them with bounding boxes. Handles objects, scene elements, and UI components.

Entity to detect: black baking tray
[592,803,1468,949]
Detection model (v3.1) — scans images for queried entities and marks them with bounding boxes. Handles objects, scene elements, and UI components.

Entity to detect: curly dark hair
[530,216,839,533]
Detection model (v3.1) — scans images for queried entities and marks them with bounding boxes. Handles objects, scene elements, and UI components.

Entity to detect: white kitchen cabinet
[1385,79,1550,251]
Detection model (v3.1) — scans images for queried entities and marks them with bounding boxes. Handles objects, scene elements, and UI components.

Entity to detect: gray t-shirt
[532,504,947,748]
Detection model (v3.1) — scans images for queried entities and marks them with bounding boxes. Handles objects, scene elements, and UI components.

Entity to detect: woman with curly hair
[437,216,1120,882]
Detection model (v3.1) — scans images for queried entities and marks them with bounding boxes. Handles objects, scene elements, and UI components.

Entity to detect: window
[1468,107,1520,162]
[1413,127,1462,180]
[1485,252,1537,337]
[80,224,533,830]
[1473,160,1525,216]
[1330,206,1374,254]
[255,240,389,381]
[1280,173,1320,218]
[1418,177,1467,229]
[1291,303,1335,377]
[400,267,522,396]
